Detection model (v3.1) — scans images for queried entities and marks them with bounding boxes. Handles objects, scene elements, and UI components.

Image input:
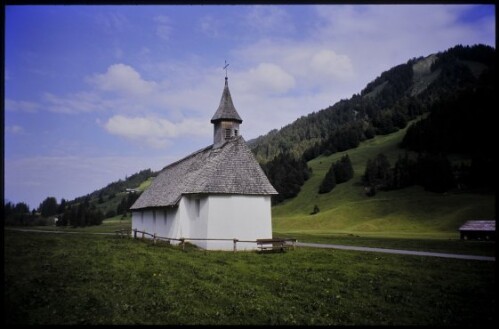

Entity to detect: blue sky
[4,4,495,209]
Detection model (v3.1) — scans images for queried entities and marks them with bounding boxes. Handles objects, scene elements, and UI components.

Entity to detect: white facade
[131,194,273,250]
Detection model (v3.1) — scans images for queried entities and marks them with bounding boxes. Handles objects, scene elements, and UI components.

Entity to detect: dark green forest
[4,169,155,227]
[251,44,495,204]
[319,154,354,194]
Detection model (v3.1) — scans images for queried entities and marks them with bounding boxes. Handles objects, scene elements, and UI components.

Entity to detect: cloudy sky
[4,4,495,209]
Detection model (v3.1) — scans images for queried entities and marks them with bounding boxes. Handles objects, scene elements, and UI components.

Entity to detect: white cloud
[233,40,355,91]
[312,5,495,77]
[88,63,158,97]
[29,64,219,118]
[240,63,296,95]
[199,15,223,38]
[114,47,124,59]
[154,15,172,41]
[95,11,129,34]
[104,115,210,148]
[5,99,40,113]
[6,125,24,134]
[43,91,121,114]
[244,6,294,34]
[310,50,354,80]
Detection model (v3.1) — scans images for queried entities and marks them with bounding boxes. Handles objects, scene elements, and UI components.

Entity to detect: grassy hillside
[272,124,495,238]
[4,231,495,325]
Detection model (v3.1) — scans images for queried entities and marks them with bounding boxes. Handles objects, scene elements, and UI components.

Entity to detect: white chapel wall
[131,194,273,251]
[131,207,181,245]
[205,194,273,250]
[181,195,210,249]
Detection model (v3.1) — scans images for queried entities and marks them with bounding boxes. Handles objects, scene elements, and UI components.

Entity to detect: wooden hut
[459,220,495,240]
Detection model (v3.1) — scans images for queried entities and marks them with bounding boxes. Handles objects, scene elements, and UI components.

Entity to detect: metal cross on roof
[223,60,229,78]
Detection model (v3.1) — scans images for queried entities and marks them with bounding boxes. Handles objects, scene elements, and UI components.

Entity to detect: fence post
[233,238,238,253]
[133,228,137,239]
[180,238,185,251]
[153,233,156,245]
[141,231,144,240]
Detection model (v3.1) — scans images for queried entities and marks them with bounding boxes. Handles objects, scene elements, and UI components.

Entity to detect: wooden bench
[115,228,131,238]
[256,238,289,252]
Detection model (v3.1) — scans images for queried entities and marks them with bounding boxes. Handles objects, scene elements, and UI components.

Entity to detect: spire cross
[223,60,229,79]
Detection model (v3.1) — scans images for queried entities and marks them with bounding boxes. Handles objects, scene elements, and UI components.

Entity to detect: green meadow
[5,122,495,325]
[272,126,495,239]
[4,230,495,325]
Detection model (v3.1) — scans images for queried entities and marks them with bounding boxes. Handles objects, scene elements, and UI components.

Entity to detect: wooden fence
[116,228,296,252]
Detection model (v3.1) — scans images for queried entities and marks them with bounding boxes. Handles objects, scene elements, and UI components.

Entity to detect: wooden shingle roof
[210,78,242,123]
[459,220,495,232]
[130,136,278,210]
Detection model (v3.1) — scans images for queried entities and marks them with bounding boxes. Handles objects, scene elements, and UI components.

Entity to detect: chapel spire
[211,73,243,147]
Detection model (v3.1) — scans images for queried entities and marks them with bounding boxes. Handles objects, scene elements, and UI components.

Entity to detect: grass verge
[4,230,495,325]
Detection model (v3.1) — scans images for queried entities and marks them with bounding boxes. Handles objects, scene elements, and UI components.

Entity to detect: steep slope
[271,123,495,238]
[62,45,495,228]
[250,44,495,164]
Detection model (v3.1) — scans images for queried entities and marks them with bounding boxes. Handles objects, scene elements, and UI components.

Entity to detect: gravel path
[5,227,116,235]
[296,242,495,262]
[6,228,494,261]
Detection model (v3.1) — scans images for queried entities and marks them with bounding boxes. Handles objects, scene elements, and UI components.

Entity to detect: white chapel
[130,76,278,250]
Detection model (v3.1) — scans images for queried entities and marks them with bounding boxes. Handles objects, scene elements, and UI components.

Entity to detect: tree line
[360,151,491,196]
[260,152,311,205]
[4,169,149,227]
[252,44,494,202]
[319,154,354,194]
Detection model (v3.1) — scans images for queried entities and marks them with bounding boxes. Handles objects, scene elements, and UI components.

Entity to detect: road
[6,228,494,261]
[296,242,495,262]
[4,227,116,235]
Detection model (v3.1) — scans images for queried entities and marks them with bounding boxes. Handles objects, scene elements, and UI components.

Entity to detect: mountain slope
[56,44,495,233]
[250,44,495,164]
[271,123,495,238]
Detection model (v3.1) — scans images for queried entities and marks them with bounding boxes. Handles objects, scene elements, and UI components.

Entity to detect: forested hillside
[7,44,493,224]
[252,44,495,204]
[251,44,494,163]
[4,168,157,227]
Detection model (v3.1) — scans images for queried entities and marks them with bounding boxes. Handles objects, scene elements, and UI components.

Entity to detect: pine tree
[362,153,391,190]
[38,197,58,218]
[58,198,67,214]
[319,165,336,194]
[334,154,354,184]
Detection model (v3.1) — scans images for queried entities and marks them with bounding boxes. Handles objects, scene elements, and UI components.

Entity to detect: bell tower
[211,77,243,147]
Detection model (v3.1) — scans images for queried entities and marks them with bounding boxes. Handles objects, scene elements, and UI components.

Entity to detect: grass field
[272,126,495,238]
[26,216,132,233]
[5,121,495,325]
[4,230,495,325]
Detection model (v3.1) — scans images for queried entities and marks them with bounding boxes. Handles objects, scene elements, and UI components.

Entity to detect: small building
[459,220,495,241]
[129,76,278,250]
